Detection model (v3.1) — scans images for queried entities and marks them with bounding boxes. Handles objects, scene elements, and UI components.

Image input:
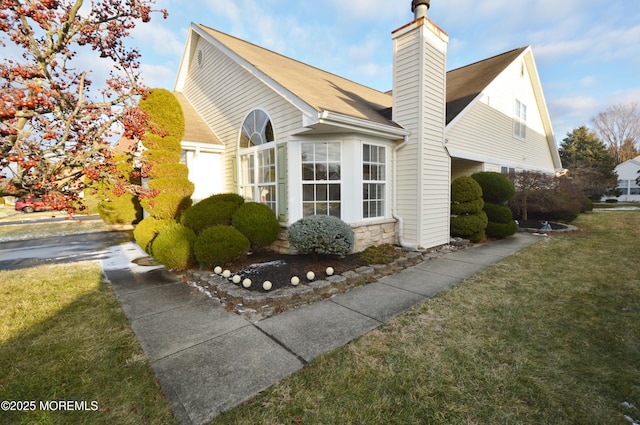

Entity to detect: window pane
[315,164,328,181]
[302,164,314,180]
[329,184,340,201]
[328,143,340,161]
[301,143,314,162]
[363,144,370,162]
[303,184,314,202]
[363,164,371,180]
[329,203,340,217]
[329,164,340,180]
[315,144,328,162]
[316,202,328,215]
[316,184,328,202]
[303,203,315,216]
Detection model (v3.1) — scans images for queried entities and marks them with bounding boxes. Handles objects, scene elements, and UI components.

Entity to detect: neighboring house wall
[446,52,559,176]
[609,157,640,202]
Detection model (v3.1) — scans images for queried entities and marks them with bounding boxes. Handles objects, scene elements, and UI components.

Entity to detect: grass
[211,211,640,425]
[0,262,177,424]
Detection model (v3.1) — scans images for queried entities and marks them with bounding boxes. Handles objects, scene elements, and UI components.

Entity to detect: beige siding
[419,40,450,248]
[393,21,450,249]
[446,57,558,173]
[182,37,302,194]
[393,29,421,244]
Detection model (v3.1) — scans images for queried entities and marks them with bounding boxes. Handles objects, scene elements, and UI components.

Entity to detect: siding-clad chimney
[392,1,450,249]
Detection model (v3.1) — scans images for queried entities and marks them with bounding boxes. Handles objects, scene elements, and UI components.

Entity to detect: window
[363,144,386,218]
[514,99,527,139]
[501,166,515,174]
[239,110,277,213]
[301,142,341,217]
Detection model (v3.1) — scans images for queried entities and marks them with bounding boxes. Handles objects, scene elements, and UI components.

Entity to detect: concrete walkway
[101,233,541,425]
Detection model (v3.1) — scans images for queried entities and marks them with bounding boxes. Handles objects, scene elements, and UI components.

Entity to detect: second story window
[514,99,527,140]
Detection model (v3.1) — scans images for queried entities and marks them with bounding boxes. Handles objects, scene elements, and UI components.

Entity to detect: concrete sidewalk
[101,233,541,425]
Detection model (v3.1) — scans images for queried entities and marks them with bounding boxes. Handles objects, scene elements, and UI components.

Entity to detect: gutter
[392,134,419,251]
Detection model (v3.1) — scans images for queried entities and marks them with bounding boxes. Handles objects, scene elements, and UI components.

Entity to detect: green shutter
[276,144,288,222]
[231,154,238,188]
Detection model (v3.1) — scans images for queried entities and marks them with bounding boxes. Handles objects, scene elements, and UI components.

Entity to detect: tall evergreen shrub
[450,176,487,243]
[471,172,518,238]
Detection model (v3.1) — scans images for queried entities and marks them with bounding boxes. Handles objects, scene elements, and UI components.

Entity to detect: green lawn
[0,262,177,424]
[211,211,640,424]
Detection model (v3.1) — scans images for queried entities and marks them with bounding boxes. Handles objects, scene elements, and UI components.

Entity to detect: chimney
[412,0,430,19]
[392,0,450,249]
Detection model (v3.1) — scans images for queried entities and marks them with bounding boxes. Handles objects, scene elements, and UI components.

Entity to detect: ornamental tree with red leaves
[0,0,167,211]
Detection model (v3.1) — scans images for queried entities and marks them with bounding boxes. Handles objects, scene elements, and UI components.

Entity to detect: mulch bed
[207,250,368,292]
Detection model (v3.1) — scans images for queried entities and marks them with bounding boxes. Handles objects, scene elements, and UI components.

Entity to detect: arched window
[239,110,277,213]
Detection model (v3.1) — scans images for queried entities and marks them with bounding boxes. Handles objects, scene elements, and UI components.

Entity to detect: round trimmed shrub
[148,178,195,197]
[287,215,355,258]
[147,163,189,180]
[486,220,519,239]
[483,203,514,224]
[232,202,280,248]
[139,88,185,139]
[451,198,485,215]
[180,193,245,234]
[450,211,488,243]
[141,193,193,220]
[150,222,196,270]
[141,133,182,152]
[133,217,173,253]
[194,225,250,268]
[452,176,483,203]
[98,192,143,225]
[471,172,515,203]
[142,149,181,166]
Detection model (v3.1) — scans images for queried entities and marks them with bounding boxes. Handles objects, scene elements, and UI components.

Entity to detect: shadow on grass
[0,281,176,425]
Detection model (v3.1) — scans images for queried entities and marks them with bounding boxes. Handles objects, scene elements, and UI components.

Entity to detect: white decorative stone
[290,276,300,286]
[326,267,334,276]
[222,269,231,278]
[306,271,315,281]
[262,281,272,291]
[242,278,252,288]
[232,275,242,284]
[214,266,222,274]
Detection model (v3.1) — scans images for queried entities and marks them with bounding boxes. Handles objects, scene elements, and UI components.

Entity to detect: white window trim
[362,143,389,220]
[514,99,527,140]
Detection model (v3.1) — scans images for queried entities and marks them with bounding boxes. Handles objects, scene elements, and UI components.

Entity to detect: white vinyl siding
[181,36,301,194]
[392,20,450,249]
[445,56,558,174]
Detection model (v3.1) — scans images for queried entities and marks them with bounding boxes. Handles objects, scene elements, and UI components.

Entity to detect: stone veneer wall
[270,218,397,254]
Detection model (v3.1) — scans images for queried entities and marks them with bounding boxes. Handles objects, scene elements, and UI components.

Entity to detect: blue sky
[56,1,640,143]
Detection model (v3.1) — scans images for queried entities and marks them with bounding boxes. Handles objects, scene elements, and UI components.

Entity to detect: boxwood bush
[194,225,250,268]
[232,202,280,248]
[450,176,487,242]
[287,215,354,258]
[471,171,515,204]
[150,222,196,270]
[133,217,173,253]
[180,193,245,234]
[450,212,488,243]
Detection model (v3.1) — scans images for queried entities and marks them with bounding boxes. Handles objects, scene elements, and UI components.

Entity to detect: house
[608,156,640,202]
[172,0,563,252]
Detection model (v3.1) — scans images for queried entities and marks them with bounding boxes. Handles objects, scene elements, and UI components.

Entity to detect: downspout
[392,135,419,251]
